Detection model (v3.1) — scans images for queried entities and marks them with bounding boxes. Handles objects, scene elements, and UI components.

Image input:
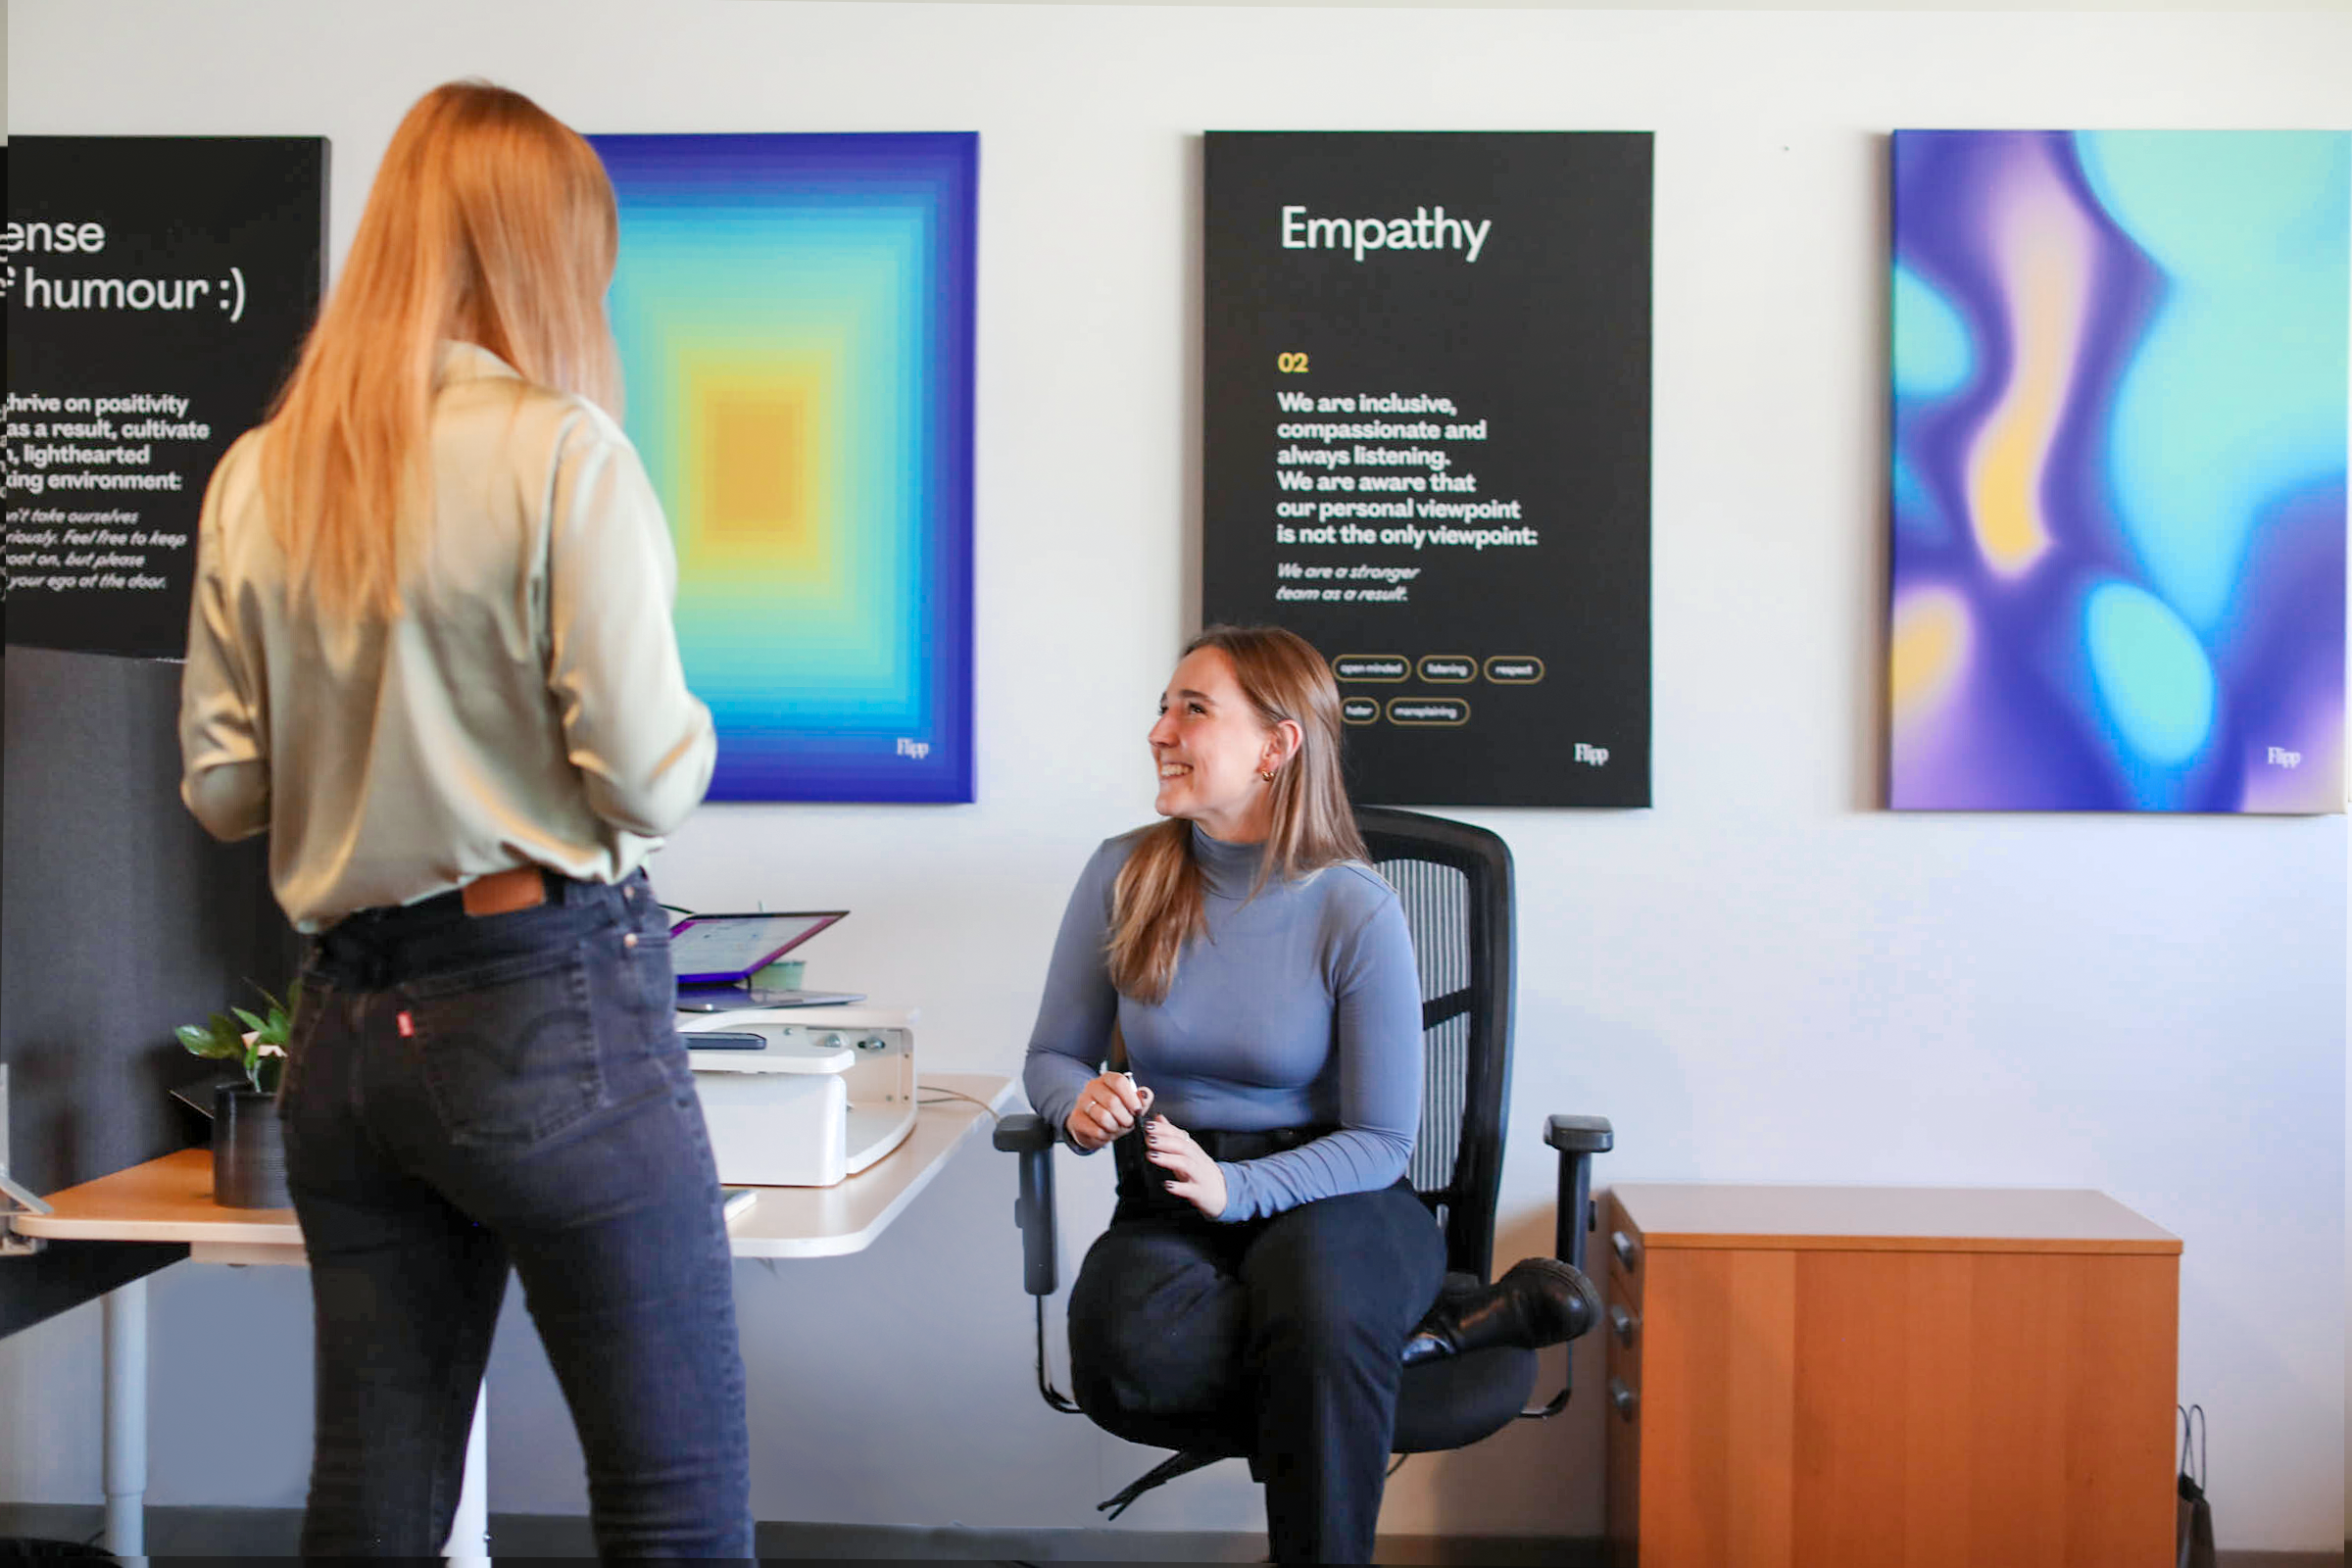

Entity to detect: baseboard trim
[4,1504,2333,1565]
[0,1503,1599,1562]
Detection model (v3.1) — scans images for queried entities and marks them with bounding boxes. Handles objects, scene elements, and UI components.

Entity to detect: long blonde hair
[1107,625,1368,1004]
[261,80,621,618]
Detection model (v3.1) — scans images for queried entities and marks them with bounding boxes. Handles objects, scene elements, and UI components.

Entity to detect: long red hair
[260,80,620,618]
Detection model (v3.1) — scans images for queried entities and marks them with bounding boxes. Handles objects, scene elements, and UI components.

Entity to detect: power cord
[917,1086,1002,1121]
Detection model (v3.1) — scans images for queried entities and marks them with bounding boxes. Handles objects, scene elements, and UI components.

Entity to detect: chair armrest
[992,1111,1056,1153]
[1544,1114,1613,1274]
[1544,1114,1614,1155]
[994,1112,1060,1296]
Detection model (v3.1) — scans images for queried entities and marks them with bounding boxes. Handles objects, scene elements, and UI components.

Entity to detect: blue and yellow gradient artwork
[1890,130,2347,812]
[589,133,976,802]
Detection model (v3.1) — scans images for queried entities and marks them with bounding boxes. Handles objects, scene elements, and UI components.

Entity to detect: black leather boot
[1399,1256,1602,1365]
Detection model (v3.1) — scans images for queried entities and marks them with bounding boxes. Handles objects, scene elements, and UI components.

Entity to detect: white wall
[5,0,2346,1549]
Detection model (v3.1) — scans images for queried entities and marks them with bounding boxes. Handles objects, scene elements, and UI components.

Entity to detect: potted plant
[175,981,299,1209]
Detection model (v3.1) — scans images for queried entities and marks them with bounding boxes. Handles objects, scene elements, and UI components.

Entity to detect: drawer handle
[1608,1375,1639,1422]
[1608,1304,1639,1347]
[1611,1229,1639,1271]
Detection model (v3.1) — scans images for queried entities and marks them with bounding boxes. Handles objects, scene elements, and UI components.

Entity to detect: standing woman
[1023,624,1445,1566]
[178,82,749,1556]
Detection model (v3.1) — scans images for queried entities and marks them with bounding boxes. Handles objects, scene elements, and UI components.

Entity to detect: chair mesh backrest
[1377,856,1472,1195]
[1357,808,1514,1281]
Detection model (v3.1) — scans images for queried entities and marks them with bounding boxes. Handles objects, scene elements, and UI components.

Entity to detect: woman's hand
[1064,1071,1151,1152]
[1145,1116,1229,1219]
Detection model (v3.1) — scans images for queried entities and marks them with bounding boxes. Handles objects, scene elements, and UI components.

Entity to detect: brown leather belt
[460,865,549,917]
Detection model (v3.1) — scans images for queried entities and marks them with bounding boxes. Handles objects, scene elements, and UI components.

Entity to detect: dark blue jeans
[1069,1129,1446,1566]
[279,868,751,1557]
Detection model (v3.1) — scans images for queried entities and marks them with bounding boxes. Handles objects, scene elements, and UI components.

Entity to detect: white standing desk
[12,1071,1015,1557]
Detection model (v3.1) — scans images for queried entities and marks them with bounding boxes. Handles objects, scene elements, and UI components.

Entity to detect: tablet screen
[668,911,845,984]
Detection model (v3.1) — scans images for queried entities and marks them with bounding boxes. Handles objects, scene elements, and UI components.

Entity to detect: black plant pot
[212,1083,290,1209]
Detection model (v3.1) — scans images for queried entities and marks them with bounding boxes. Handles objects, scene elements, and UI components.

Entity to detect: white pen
[1120,1071,1154,1120]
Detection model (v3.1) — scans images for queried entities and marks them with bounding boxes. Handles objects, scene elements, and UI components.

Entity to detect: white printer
[677,1006,917,1188]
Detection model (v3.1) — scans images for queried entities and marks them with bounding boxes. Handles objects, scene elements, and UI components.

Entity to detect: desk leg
[103,1276,147,1557]
[443,1378,489,1560]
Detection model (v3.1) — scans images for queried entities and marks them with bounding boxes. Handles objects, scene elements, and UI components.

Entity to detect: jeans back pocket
[409,943,607,1149]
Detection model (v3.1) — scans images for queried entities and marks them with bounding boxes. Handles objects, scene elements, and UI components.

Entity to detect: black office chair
[994,806,1614,1517]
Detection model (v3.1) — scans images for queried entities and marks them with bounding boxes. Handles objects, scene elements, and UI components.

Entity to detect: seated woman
[1021,623,1444,1565]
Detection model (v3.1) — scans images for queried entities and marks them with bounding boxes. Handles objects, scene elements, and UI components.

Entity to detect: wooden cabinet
[1601,1184,2180,1568]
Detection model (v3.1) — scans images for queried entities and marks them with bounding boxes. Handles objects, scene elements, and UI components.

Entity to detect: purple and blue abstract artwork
[587,132,977,804]
[1889,130,2347,812]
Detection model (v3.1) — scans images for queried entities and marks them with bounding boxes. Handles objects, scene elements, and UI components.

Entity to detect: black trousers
[1069,1128,1446,1565]
[285,869,750,1555]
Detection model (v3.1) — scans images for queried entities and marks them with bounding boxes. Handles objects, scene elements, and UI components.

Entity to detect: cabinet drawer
[1603,1196,1642,1309]
[1603,1296,1642,1380]
[1608,1252,1641,1316]
[1604,1309,1642,1566]
[1603,1311,1641,1420]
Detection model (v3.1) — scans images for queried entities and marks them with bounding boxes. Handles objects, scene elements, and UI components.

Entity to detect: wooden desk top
[15,1146,296,1250]
[1610,1181,2180,1256]
[16,1072,1016,1264]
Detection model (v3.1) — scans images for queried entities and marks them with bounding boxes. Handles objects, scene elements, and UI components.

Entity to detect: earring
[1258,767,1277,782]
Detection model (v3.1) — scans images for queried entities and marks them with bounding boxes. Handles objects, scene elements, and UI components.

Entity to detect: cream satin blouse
[179,342,715,931]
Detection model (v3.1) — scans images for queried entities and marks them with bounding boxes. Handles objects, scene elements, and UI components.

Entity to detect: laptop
[668,910,864,1011]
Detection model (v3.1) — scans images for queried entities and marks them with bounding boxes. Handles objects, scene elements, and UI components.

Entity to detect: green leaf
[177,1015,243,1059]
[179,979,304,1063]
[249,980,298,1044]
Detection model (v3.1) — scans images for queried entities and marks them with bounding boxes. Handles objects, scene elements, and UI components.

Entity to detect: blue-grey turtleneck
[1023,823,1425,1222]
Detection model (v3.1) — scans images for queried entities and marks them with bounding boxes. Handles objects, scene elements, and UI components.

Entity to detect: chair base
[1088,1342,1541,1518]
[1098,1449,1233,1520]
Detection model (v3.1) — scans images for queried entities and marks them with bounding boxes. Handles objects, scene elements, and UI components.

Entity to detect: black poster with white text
[5,137,325,659]
[1203,131,1651,808]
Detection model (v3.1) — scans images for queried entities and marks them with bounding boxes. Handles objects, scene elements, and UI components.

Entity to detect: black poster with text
[5,137,326,659]
[1203,132,1651,808]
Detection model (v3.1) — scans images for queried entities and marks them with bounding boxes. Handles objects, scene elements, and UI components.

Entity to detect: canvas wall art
[1201,131,1654,808]
[589,132,976,803]
[1888,130,2347,812]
